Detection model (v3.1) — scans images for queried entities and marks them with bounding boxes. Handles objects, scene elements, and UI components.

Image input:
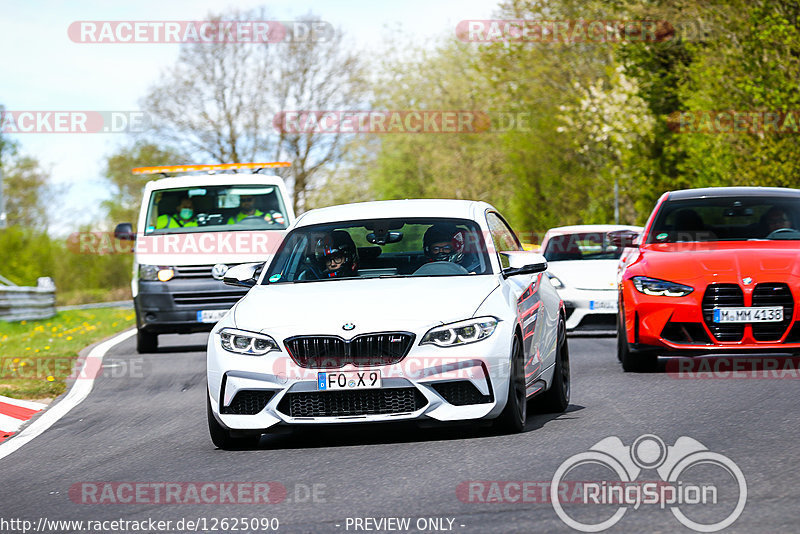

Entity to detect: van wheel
[136,329,158,353]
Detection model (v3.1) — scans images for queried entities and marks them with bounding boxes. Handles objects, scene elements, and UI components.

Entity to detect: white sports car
[206,200,569,448]
[540,225,642,333]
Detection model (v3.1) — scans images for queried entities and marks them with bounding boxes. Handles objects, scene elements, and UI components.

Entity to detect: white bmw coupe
[206,200,569,448]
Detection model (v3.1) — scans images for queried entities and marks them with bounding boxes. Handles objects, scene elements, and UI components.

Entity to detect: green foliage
[0,225,131,298]
[2,155,55,230]
[102,141,186,227]
[0,308,135,399]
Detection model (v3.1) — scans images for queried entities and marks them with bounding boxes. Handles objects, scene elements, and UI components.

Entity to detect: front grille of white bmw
[276,388,426,418]
[284,333,415,368]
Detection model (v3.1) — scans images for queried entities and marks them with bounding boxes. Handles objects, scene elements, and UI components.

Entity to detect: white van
[114,163,295,353]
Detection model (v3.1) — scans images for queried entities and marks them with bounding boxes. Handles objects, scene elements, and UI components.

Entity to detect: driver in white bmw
[423,223,485,273]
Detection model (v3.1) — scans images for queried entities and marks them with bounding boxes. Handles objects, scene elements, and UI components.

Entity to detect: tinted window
[263,218,493,283]
[544,232,629,261]
[144,185,289,234]
[647,196,800,242]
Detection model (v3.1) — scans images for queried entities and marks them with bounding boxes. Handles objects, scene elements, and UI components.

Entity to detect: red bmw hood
[633,241,800,285]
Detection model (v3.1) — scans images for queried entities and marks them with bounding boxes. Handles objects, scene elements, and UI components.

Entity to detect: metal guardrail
[56,300,133,312]
[0,286,56,321]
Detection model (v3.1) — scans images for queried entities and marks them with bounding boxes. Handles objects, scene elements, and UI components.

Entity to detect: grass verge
[0,308,135,400]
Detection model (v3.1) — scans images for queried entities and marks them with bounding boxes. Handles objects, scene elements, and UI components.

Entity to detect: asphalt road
[0,332,797,534]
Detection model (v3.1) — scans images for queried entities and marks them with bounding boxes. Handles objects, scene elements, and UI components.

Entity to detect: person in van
[156,196,198,228]
[226,195,264,224]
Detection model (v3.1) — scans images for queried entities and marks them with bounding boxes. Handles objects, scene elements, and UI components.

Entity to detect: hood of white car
[233,275,500,334]
[547,259,619,291]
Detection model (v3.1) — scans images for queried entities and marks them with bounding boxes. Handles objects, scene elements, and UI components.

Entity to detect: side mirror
[608,230,640,248]
[499,251,548,278]
[114,223,135,241]
[223,263,262,288]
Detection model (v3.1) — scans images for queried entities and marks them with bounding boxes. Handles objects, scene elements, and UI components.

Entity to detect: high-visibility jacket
[155,214,198,228]
[226,210,264,224]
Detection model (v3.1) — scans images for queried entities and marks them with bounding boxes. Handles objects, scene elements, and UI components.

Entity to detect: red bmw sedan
[618,187,800,371]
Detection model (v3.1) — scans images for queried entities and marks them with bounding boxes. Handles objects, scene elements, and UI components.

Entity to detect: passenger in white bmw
[312,230,359,279]
[207,200,570,449]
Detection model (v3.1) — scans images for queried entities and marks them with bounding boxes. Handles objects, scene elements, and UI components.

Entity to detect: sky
[2,0,499,232]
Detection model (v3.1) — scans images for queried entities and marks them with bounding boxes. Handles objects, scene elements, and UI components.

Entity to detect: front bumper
[559,287,618,332]
[207,324,515,431]
[621,279,800,353]
[135,279,248,335]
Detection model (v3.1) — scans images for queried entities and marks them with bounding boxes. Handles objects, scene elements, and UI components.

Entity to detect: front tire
[207,394,261,450]
[495,335,527,433]
[618,316,658,372]
[539,319,570,413]
[136,329,158,353]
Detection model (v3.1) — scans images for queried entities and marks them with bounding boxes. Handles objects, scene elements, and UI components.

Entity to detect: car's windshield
[263,218,493,283]
[543,232,630,261]
[143,184,289,234]
[647,196,800,243]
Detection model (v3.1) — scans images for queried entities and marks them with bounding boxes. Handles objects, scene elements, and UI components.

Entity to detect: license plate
[318,370,382,391]
[713,306,783,323]
[590,300,617,311]
[197,309,228,323]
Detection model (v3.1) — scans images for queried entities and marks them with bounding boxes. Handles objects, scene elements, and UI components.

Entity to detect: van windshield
[143,185,289,234]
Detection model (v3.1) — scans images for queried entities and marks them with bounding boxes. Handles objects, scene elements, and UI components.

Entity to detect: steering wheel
[412,261,469,276]
[234,215,277,226]
[766,227,799,238]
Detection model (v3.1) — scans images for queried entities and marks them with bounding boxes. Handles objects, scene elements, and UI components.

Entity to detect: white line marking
[0,413,25,432]
[0,329,136,461]
[0,396,48,410]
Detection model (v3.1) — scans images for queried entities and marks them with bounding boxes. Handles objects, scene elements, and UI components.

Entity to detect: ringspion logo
[551,434,746,532]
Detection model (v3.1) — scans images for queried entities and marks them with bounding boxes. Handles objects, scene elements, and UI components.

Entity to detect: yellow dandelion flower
[12,358,19,363]
[35,349,40,353]
[66,336,73,341]
[20,361,27,366]
[20,320,27,325]
[46,375,55,382]
[25,347,31,350]
[44,346,50,350]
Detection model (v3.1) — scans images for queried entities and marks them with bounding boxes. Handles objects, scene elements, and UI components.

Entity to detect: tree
[558,67,655,224]
[101,141,186,226]
[0,103,19,229]
[142,11,367,213]
[2,155,55,231]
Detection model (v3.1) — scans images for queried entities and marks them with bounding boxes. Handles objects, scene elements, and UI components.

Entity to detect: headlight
[139,264,174,282]
[548,274,564,289]
[421,317,499,347]
[219,328,280,356]
[632,276,693,297]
